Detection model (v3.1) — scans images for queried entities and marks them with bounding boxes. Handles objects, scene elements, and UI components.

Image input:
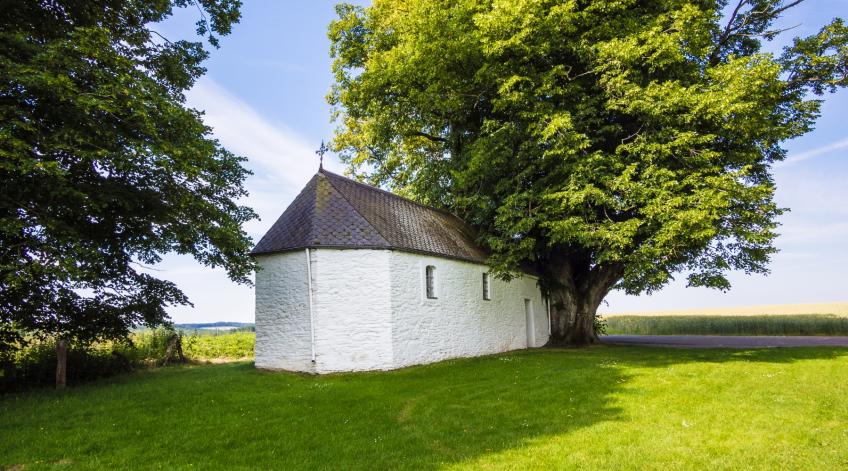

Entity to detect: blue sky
[155,1,847,323]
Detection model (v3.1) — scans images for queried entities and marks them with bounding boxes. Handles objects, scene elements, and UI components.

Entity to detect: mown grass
[2,347,848,470]
[604,314,848,336]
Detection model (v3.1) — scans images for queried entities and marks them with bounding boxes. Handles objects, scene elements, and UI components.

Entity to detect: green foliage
[605,314,848,336]
[127,329,254,361]
[328,0,847,312]
[0,1,254,350]
[182,331,254,359]
[593,315,609,336]
[1,329,254,391]
[3,348,848,468]
[2,338,134,392]
[118,328,185,365]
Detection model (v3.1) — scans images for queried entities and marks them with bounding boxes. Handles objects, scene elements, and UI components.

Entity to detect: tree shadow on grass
[2,346,846,470]
[599,344,848,367]
[357,350,629,469]
[255,346,848,470]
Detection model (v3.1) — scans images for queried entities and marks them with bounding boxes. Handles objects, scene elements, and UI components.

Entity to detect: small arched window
[425,265,437,299]
[482,272,491,300]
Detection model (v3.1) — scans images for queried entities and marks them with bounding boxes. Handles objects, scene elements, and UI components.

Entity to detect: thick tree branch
[709,0,808,65]
[411,131,448,143]
[587,262,625,305]
[710,0,750,65]
[768,0,807,18]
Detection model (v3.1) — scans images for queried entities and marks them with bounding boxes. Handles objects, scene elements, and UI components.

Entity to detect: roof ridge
[253,169,489,264]
[319,168,463,221]
[317,172,392,245]
[303,175,318,246]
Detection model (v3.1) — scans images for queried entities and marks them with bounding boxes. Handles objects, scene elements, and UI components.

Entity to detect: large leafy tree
[329,0,847,345]
[1,1,255,358]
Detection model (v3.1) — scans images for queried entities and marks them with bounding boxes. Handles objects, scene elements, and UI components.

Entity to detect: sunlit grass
[2,347,847,470]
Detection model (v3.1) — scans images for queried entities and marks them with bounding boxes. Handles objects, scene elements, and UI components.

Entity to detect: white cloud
[151,78,337,323]
[776,137,848,167]
[187,78,314,186]
[777,221,848,245]
[185,78,342,238]
[774,171,848,217]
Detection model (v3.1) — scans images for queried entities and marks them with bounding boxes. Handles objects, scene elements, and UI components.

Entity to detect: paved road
[601,335,848,348]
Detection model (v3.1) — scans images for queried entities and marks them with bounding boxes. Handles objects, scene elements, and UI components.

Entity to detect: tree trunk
[546,262,623,347]
[161,333,186,366]
[55,339,67,390]
[548,288,602,346]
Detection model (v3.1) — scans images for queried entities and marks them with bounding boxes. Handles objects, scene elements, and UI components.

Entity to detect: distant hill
[175,322,254,329]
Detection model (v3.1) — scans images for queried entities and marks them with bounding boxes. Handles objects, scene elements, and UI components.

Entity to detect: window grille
[425,265,436,299]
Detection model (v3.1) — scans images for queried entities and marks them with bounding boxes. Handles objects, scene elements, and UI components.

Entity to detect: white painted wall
[254,251,315,372]
[310,249,393,373]
[254,248,549,373]
[389,251,548,369]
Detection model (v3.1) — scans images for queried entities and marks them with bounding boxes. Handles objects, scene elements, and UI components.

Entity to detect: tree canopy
[328,0,847,344]
[0,0,254,351]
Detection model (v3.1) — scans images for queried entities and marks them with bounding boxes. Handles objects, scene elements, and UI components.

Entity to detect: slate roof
[251,169,488,264]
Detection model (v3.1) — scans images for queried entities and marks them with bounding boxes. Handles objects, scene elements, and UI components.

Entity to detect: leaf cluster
[328,0,846,295]
[0,1,253,346]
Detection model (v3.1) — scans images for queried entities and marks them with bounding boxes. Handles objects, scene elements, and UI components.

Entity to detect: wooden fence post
[56,339,67,390]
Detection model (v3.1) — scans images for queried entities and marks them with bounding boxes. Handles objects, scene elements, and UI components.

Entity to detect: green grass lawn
[2,347,848,470]
[603,314,848,336]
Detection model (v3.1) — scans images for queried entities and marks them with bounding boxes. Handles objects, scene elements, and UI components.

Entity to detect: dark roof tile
[251,170,488,263]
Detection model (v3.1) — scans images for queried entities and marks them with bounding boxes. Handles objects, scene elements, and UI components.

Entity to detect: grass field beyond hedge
[2,347,848,470]
[604,314,848,336]
[3,331,256,392]
[181,331,254,359]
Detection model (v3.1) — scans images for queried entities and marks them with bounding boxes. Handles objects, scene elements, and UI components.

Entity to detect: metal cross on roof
[315,141,328,170]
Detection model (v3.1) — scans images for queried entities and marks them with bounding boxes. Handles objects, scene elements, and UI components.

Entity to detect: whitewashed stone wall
[389,251,548,369]
[254,248,549,373]
[254,251,315,372]
[309,249,393,373]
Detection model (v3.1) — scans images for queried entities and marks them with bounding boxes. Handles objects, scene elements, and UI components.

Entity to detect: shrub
[1,339,133,392]
[0,329,257,392]
[117,328,181,366]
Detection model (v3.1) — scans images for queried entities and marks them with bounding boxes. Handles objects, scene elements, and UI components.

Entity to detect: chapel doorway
[525,298,535,347]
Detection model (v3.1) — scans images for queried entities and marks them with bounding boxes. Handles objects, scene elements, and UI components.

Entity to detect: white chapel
[252,169,549,373]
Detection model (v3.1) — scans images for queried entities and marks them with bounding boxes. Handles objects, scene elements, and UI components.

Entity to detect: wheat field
[601,301,848,317]
[600,301,848,336]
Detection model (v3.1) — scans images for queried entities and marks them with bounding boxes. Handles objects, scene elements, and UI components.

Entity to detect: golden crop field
[601,301,848,317]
